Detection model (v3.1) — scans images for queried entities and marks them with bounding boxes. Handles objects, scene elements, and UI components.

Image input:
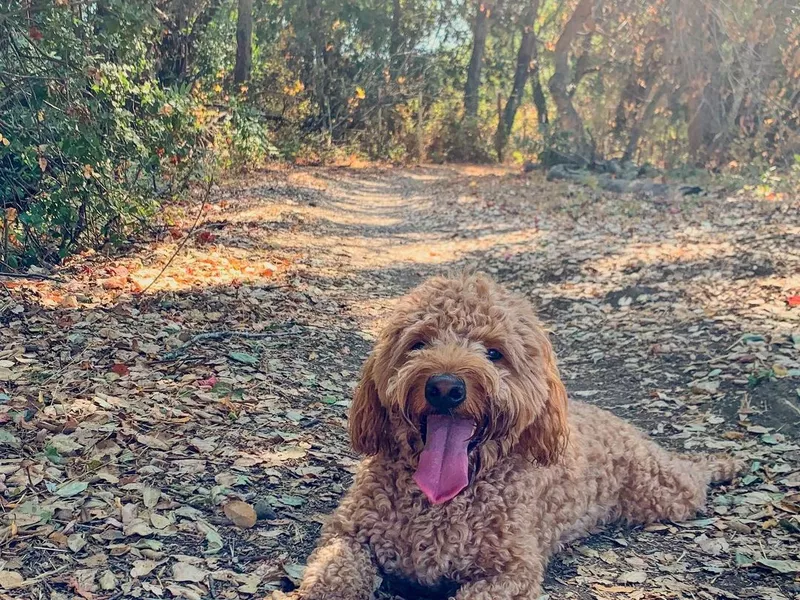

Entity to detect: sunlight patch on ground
[585,239,738,276]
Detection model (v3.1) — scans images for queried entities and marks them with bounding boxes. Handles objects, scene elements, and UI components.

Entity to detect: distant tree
[464,1,492,119]
[495,0,540,160]
[547,0,594,163]
[234,0,254,84]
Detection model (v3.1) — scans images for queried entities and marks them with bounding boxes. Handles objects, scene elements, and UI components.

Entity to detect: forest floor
[1,165,799,600]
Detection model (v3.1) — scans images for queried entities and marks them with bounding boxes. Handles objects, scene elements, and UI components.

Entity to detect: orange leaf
[99,275,127,290]
[788,295,800,307]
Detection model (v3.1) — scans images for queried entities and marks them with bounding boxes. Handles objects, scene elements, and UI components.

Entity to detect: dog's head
[349,273,569,503]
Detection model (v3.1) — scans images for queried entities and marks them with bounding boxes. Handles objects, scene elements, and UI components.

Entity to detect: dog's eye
[486,348,503,362]
[410,341,425,352]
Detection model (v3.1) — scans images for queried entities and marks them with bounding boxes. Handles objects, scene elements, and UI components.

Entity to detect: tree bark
[157,0,225,85]
[547,0,594,162]
[623,81,668,161]
[390,0,403,72]
[494,0,540,160]
[463,1,491,119]
[530,64,547,125]
[233,0,253,84]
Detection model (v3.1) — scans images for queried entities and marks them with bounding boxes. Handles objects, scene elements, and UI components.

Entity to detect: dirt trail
[0,166,798,599]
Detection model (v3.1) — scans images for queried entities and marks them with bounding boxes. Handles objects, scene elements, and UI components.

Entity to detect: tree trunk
[547,0,593,162]
[463,1,491,118]
[530,64,547,125]
[157,0,225,85]
[390,0,403,72]
[623,82,668,161]
[233,0,253,84]
[494,0,540,160]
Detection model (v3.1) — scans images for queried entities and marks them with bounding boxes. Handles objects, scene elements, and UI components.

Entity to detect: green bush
[0,2,214,267]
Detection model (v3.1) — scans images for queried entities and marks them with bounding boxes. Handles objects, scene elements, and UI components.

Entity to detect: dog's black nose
[425,374,466,410]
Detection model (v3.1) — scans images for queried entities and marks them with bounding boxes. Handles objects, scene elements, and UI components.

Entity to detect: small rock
[254,499,277,521]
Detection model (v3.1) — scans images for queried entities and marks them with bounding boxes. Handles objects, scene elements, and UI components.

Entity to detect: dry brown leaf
[171,562,208,583]
[618,571,648,584]
[130,560,159,578]
[223,500,257,529]
[0,571,24,590]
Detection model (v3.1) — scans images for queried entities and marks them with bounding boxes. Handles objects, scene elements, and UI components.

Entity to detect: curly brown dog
[283,274,741,600]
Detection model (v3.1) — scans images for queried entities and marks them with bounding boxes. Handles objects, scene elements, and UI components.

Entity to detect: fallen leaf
[172,562,208,583]
[757,558,800,574]
[618,571,647,584]
[130,560,159,578]
[695,534,729,556]
[0,571,24,590]
[98,570,117,591]
[229,351,259,366]
[691,380,720,394]
[49,434,83,455]
[197,520,223,554]
[150,513,171,529]
[142,486,160,509]
[110,363,130,376]
[196,231,216,245]
[283,563,306,585]
[224,500,257,528]
[68,533,87,553]
[55,480,88,497]
[238,573,261,594]
[278,494,305,507]
[123,518,153,537]
[99,276,127,290]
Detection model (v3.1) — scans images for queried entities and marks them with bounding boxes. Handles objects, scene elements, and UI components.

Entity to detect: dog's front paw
[270,590,301,600]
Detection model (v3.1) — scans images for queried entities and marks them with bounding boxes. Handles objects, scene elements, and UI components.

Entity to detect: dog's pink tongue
[414,414,475,504]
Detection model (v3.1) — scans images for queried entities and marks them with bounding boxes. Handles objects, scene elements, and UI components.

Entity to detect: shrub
[0,2,208,267]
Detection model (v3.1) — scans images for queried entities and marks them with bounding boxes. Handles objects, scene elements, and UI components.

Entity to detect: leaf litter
[0,165,798,599]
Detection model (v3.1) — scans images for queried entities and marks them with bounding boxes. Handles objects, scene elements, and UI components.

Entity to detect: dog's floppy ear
[349,353,390,455]
[518,341,569,465]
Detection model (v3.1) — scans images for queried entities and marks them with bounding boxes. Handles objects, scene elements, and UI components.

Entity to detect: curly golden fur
[282,274,741,600]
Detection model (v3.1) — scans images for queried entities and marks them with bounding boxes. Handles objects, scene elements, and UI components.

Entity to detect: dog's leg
[617,444,741,524]
[453,559,544,600]
[277,536,377,600]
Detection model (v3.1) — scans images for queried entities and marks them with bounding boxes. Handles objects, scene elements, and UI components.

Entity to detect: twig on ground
[140,174,215,296]
[0,271,65,282]
[782,398,800,418]
[159,321,325,360]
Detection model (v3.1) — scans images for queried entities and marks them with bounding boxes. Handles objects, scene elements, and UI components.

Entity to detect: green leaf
[197,519,223,555]
[55,481,88,497]
[211,381,232,395]
[757,558,800,574]
[741,474,759,486]
[741,333,765,343]
[279,495,305,507]
[283,563,306,585]
[228,352,258,366]
[44,445,64,465]
[0,429,20,448]
[735,552,753,567]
